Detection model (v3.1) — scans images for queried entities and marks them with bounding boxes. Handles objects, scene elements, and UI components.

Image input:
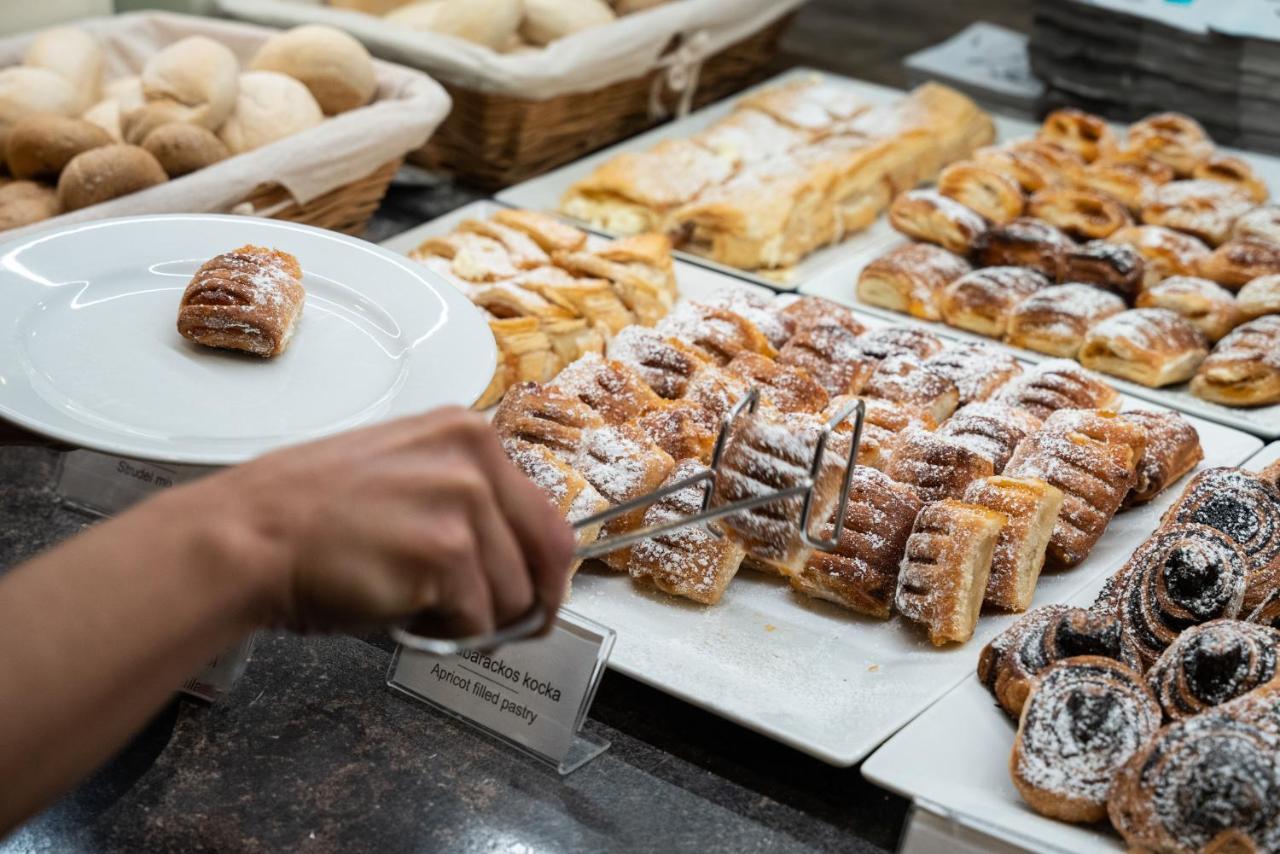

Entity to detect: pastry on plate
[1123,112,1214,176]
[888,189,988,255]
[1192,153,1269,204]
[941,266,1050,338]
[1134,275,1240,342]
[1199,238,1280,290]
[1117,409,1204,507]
[1027,187,1132,241]
[1055,240,1144,300]
[1231,205,1280,246]
[923,341,1022,405]
[937,400,1041,473]
[856,241,972,321]
[854,326,944,361]
[894,498,1006,645]
[691,107,811,168]
[176,244,305,358]
[725,351,828,414]
[1005,283,1126,358]
[1146,620,1280,721]
[1190,315,1280,406]
[1078,307,1210,387]
[1237,274,1280,321]
[963,475,1065,612]
[1108,223,1211,288]
[971,217,1076,278]
[791,466,922,618]
[1011,656,1160,824]
[861,354,960,424]
[776,322,876,397]
[995,359,1122,419]
[884,426,995,503]
[1038,107,1117,163]
[936,161,1024,224]
[1140,179,1255,246]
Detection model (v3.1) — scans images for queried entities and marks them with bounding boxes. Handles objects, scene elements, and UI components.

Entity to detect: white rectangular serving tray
[382,201,1263,766]
[862,449,1278,853]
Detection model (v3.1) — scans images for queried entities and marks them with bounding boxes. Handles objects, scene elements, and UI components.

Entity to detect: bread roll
[57,144,167,211]
[250,25,377,115]
[23,27,104,114]
[127,36,239,143]
[0,67,80,135]
[522,0,616,45]
[217,72,323,155]
[385,0,523,50]
[6,114,111,180]
[104,76,145,108]
[0,180,59,231]
[142,123,228,177]
[81,99,123,142]
[330,0,414,12]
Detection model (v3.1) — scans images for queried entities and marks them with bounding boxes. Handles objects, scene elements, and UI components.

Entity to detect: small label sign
[57,450,212,516]
[183,633,257,703]
[388,610,614,773]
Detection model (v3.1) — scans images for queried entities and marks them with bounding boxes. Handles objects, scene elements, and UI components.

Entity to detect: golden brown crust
[775,295,866,339]
[1072,155,1174,211]
[964,475,1065,612]
[1118,409,1204,506]
[923,342,1023,405]
[1135,275,1240,343]
[1005,284,1127,359]
[725,351,829,414]
[1191,315,1280,406]
[994,359,1122,420]
[492,381,605,459]
[657,301,776,365]
[776,322,877,397]
[1141,179,1255,247]
[972,139,1083,193]
[1199,238,1280,290]
[1232,205,1280,247]
[1237,274,1280,322]
[1039,108,1117,163]
[1109,223,1212,288]
[854,326,945,361]
[549,353,666,425]
[177,244,304,358]
[941,266,1050,338]
[884,426,996,503]
[1193,153,1269,204]
[1056,240,1144,300]
[605,325,706,399]
[490,208,589,253]
[938,400,1043,473]
[888,188,988,254]
[1028,187,1133,241]
[862,354,960,424]
[1123,112,1214,176]
[857,241,973,321]
[1079,308,1210,388]
[937,161,1025,224]
[972,217,1076,278]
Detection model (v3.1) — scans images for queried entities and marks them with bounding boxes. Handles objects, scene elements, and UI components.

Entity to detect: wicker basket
[237,158,403,235]
[414,15,794,189]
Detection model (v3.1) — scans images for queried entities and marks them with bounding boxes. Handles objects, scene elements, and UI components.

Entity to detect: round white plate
[0,215,496,465]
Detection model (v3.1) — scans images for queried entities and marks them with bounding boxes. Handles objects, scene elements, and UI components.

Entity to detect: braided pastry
[177,245,304,357]
[1011,656,1160,823]
[979,605,1142,718]
[1146,619,1280,721]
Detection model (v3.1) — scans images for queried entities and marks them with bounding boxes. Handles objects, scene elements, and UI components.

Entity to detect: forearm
[0,479,277,831]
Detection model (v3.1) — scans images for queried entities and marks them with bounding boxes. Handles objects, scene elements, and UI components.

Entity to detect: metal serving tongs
[391,391,866,657]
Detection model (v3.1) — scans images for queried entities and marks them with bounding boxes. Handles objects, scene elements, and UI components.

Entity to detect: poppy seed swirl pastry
[979,605,1143,718]
[1146,619,1280,721]
[176,245,305,358]
[1010,656,1160,824]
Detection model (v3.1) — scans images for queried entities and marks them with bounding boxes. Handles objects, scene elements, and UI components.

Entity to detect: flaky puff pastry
[888,189,988,255]
[1237,274,1280,321]
[1135,276,1240,343]
[1117,409,1203,507]
[862,353,960,424]
[1108,224,1211,288]
[924,341,1023,406]
[884,426,996,504]
[995,359,1123,421]
[1039,108,1117,163]
[1079,308,1209,388]
[792,466,922,618]
[1198,238,1280,290]
[1055,240,1144,301]
[1005,284,1126,359]
[1028,188,1132,241]
[775,295,866,340]
[938,401,1042,473]
[657,300,776,366]
[492,381,604,461]
[503,438,607,580]
[895,498,1007,645]
[554,233,677,325]
[1140,179,1254,247]
[964,475,1065,612]
[1071,153,1174,211]
[857,241,972,321]
[733,75,871,133]
[549,352,666,425]
[605,325,706,399]
[854,325,945,361]
[177,244,304,358]
[972,139,1082,193]
[937,161,1025,225]
[1191,315,1280,406]
[1193,153,1269,204]
[725,351,829,414]
[776,322,877,397]
[573,424,676,570]
[941,266,1050,338]
[1123,112,1213,176]
[972,217,1076,279]
[1232,205,1280,246]
[490,208,588,253]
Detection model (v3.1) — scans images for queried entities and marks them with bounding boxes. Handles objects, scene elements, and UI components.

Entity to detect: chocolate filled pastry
[774,295,866,339]
[1237,274,1280,321]
[550,353,666,425]
[1027,187,1133,241]
[938,401,1042,472]
[861,354,959,424]
[995,358,1122,419]
[624,460,747,604]
[1141,179,1255,247]
[605,325,706,399]
[1162,466,1280,612]
[923,342,1022,405]
[964,475,1065,612]
[1193,153,1269,204]
[791,466,922,618]
[1079,307,1210,388]
[1073,155,1174,211]
[1146,620,1280,721]
[856,241,972,321]
[1123,112,1215,176]
[657,300,776,365]
[573,424,675,564]
[884,426,995,503]
[1191,315,1280,406]
[713,410,850,577]
[776,323,876,397]
[1004,408,1144,568]
[940,266,1050,338]
[1011,656,1160,824]
[1055,240,1144,300]
[1109,224,1212,288]
[979,606,1142,718]
[493,381,605,460]
[1108,707,1280,853]
[936,161,1024,225]
[1039,107,1117,163]
[1100,523,1248,668]
[972,217,1076,279]
[894,498,1007,646]
[1005,284,1127,359]
[1232,205,1280,247]
[887,188,988,255]
[725,351,828,414]
[1134,275,1240,343]
[1118,410,1203,507]
[177,245,305,358]
[1199,238,1280,290]
[853,326,944,361]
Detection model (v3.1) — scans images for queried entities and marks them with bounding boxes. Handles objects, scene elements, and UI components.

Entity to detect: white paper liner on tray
[214,0,804,101]
[0,12,451,242]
